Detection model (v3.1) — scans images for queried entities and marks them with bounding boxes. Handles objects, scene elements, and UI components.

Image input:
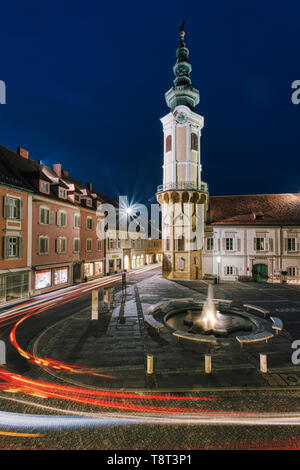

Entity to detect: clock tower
[156,22,208,280]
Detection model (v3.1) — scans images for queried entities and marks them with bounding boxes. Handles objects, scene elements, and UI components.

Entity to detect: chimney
[62,169,69,177]
[87,182,93,192]
[17,147,29,160]
[53,163,62,177]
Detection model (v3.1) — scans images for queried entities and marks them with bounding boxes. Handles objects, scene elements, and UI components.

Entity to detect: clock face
[175,112,187,124]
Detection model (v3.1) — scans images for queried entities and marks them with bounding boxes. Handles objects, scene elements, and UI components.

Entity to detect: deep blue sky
[0,0,299,203]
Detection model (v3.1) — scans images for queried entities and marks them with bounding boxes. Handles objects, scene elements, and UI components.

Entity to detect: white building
[203,194,300,283]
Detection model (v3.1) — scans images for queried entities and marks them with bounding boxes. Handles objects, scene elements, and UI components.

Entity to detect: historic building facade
[157,25,300,283]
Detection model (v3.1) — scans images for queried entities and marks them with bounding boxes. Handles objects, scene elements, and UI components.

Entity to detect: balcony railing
[156,181,208,193]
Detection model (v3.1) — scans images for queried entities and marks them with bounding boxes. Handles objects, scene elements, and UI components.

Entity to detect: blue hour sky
[0,0,299,203]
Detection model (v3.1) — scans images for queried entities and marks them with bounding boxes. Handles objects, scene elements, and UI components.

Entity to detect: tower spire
[165,21,200,111]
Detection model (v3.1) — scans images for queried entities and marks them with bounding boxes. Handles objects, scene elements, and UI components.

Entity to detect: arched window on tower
[166,135,172,152]
[177,235,185,252]
[191,133,198,151]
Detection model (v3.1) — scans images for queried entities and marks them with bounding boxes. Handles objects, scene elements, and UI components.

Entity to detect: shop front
[0,269,30,304]
[34,264,71,293]
[106,255,123,275]
[83,260,105,279]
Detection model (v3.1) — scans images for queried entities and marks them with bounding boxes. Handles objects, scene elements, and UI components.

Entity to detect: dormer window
[40,180,50,194]
[58,187,67,199]
[74,193,81,203]
[86,198,92,207]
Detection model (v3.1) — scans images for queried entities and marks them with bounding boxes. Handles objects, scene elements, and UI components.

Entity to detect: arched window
[177,235,185,252]
[191,133,198,151]
[166,135,172,152]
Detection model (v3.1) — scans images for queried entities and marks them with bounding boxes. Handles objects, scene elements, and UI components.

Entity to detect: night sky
[0,0,299,204]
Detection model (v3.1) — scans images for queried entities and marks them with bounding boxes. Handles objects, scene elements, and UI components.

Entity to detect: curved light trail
[0,264,299,438]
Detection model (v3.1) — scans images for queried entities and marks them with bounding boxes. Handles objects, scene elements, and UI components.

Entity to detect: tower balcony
[156,181,208,194]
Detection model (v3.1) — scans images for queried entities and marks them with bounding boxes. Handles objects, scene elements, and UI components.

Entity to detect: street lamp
[217,256,221,284]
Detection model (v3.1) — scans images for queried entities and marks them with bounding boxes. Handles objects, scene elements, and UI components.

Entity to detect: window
[3,196,23,220]
[116,259,122,270]
[226,266,234,276]
[54,267,68,285]
[86,239,92,251]
[287,238,297,252]
[74,193,81,203]
[166,135,172,152]
[40,181,50,194]
[56,237,67,253]
[86,198,92,207]
[56,210,67,227]
[191,133,198,151]
[4,236,23,258]
[40,207,51,225]
[225,238,233,251]
[109,238,115,249]
[207,238,214,251]
[74,238,80,253]
[58,187,67,199]
[39,236,49,254]
[86,217,93,230]
[177,236,185,252]
[74,213,80,229]
[288,267,297,276]
[165,237,170,250]
[255,237,265,251]
[35,269,51,290]
[117,238,121,249]
[97,239,102,251]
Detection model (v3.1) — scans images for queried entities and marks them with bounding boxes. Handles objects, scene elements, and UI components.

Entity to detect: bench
[173,330,217,344]
[212,299,233,306]
[146,303,165,315]
[243,304,270,318]
[144,315,164,334]
[236,331,274,347]
[270,316,283,335]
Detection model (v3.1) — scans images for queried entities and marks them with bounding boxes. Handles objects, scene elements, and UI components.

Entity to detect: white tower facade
[156,23,208,280]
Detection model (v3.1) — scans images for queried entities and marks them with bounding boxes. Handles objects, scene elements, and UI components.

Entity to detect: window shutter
[3,196,9,218]
[297,241,300,252]
[233,238,237,251]
[224,266,227,275]
[284,238,288,252]
[264,238,269,251]
[3,237,8,259]
[253,237,257,251]
[56,212,61,226]
[55,238,58,253]
[237,238,241,252]
[19,237,24,258]
[19,200,24,220]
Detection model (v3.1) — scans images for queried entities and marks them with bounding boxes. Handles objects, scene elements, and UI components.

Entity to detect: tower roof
[165,21,200,111]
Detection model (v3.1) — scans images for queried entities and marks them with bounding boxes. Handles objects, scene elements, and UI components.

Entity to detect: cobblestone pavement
[29,269,300,391]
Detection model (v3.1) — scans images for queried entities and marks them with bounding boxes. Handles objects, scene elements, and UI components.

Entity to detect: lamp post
[217,256,221,284]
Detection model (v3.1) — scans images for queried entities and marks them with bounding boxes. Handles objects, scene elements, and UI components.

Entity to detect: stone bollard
[205,354,212,374]
[147,354,154,374]
[92,290,99,320]
[260,353,268,373]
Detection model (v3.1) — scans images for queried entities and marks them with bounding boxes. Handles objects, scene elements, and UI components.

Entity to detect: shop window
[35,269,51,290]
[54,267,68,285]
